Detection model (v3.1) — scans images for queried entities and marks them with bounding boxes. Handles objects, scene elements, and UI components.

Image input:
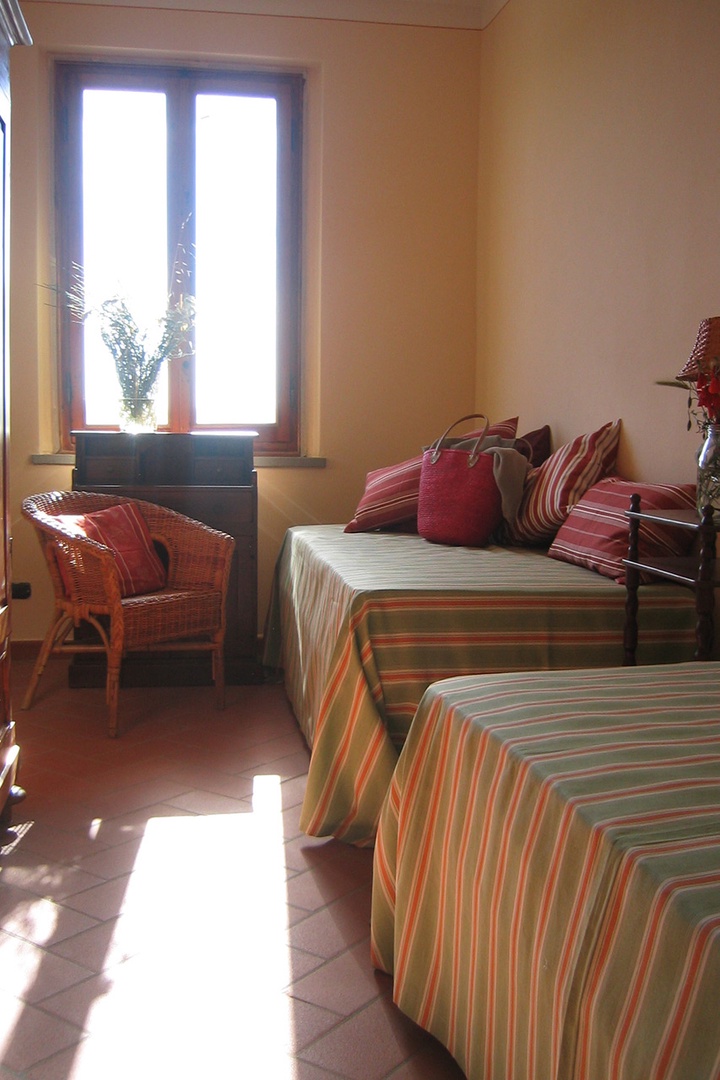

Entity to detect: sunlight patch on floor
[73,775,294,1078]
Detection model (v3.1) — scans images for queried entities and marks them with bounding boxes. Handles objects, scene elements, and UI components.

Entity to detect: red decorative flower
[696,372,720,423]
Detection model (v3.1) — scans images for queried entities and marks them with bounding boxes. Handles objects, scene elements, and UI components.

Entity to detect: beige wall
[476,0,720,482]
[8,4,482,640]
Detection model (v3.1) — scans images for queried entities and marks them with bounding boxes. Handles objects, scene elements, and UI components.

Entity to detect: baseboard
[10,641,42,662]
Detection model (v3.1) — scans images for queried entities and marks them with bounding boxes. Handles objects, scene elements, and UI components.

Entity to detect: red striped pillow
[449,416,519,445]
[489,416,520,439]
[81,503,167,596]
[345,417,519,533]
[548,477,697,582]
[509,420,622,545]
[344,455,422,533]
[68,503,167,596]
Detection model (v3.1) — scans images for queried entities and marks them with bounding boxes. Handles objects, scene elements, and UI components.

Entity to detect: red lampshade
[676,317,720,382]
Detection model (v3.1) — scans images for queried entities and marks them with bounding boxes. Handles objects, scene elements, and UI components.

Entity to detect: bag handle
[428,413,490,467]
[514,435,533,462]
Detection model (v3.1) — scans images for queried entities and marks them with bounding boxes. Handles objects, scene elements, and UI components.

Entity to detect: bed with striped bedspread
[263,525,699,846]
[370,662,720,1080]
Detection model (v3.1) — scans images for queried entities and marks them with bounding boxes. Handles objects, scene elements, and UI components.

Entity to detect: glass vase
[696,422,720,514]
[119,397,156,434]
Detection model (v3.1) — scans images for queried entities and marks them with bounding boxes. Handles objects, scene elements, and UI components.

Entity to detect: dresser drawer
[73,430,256,488]
[192,457,252,485]
[81,455,137,484]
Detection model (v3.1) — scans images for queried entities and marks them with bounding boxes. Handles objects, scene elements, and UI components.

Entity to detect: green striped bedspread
[263,525,698,845]
[371,662,720,1080]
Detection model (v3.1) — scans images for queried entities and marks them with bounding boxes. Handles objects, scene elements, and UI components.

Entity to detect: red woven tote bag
[418,414,503,546]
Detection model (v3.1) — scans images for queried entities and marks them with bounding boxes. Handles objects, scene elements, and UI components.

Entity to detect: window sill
[31,453,326,469]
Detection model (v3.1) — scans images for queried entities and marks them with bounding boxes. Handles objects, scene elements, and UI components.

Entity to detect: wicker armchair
[21,491,235,737]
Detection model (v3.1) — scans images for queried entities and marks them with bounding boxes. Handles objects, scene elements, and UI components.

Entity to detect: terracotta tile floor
[0,655,466,1079]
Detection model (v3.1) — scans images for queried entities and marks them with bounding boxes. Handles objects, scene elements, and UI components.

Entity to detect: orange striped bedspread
[263,525,698,845]
[371,663,720,1080]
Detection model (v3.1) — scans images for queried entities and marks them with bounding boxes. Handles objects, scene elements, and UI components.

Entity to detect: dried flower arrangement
[67,244,195,430]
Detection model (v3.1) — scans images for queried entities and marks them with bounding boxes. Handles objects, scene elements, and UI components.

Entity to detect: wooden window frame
[54,59,303,455]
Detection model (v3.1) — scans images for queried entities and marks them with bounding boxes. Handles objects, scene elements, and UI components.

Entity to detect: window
[54,61,303,455]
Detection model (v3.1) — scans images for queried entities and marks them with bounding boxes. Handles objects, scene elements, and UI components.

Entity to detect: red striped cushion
[345,417,519,533]
[344,455,422,533]
[81,503,167,596]
[509,420,622,544]
[490,416,520,439]
[452,416,519,444]
[548,477,697,582]
[69,503,167,596]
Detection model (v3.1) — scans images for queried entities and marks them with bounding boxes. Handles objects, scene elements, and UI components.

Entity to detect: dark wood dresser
[71,430,260,686]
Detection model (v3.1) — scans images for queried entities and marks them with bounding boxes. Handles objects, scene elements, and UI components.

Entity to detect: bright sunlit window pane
[55,62,302,452]
[82,89,169,426]
[194,94,278,425]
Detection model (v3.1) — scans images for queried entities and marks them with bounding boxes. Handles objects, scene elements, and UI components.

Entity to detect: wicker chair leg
[213,646,226,710]
[106,657,122,738]
[21,613,74,710]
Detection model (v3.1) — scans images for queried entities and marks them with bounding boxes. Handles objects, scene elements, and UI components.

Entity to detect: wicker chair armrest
[155,524,235,591]
[41,525,124,608]
[137,501,234,591]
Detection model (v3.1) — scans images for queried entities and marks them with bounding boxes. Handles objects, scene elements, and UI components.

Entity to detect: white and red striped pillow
[59,502,167,596]
[345,417,519,533]
[508,420,622,545]
[344,455,423,533]
[548,476,697,582]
